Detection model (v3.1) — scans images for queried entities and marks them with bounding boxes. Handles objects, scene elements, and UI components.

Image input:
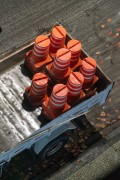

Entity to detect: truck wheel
[39,135,68,161]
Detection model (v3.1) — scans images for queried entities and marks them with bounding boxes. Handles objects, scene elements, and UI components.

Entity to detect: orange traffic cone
[25,35,52,74]
[42,84,70,120]
[67,72,85,105]
[49,26,66,57]
[67,39,82,70]
[46,48,71,84]
[25,72,48,106]
[80,57,97,89]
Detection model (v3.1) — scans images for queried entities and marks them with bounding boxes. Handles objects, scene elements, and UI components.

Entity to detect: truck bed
[0,60,41,152]
[0,32,112,154]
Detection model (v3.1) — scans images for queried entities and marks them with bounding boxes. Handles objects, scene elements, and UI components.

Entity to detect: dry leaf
[117,42,120,48]
[116,28,120,32]
[107,113,111,117]
[108,31,113,36]
[115,109,119,113]
[114,33,119,37]
[108,98,112,102]
[90,122,94,126]
[107,18,112,23]
[117,115,120,120]
[100,111,106,117]
[97,117,101,120]
[100,118,106,122]
[95,123,106,129]
[96,51,101,55]
[111,119,116,123]
[101,24,105,29]
[105,120,111,124]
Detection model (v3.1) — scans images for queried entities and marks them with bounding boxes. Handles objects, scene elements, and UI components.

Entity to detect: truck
[0,24,113,177]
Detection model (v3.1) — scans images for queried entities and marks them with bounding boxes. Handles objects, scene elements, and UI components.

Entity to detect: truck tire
[39,135,68,161]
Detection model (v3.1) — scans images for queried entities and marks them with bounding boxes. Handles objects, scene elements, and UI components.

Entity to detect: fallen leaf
[107,18,112,23]
[97,117,101,120]
[76,160,81,163]
[105,120,111,124]
[96,51,101,55]
[115,109,119,113]
[100,111,106,117]
[111,119,116,123]
[114,33,119,37]
[100,118,106,122]
[95,123,106,129]
[107,113,111,117]
[108,31,113,36]
[117,115,120,120]
[117,42,120,48]
[116,28,120,32]
[108,98,112,102]
[101,24,105,29]
[90,122,94,126]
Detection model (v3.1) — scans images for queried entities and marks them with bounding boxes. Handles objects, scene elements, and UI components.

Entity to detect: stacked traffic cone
[25,72,48,106]
[25,35,52,74]
[67,39,82,70]
[42,84,70,120]
[46,48,71,84]
[80,57,98,89]
[49,26,66,57]
[67,72,85,105]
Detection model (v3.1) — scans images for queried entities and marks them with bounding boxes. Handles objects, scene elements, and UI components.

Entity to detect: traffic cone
[67,72,85,105]
[46,48,71,84]
[42,84,70,120]
[49,26,66,57]
[25,35,52,75]
[80,57,98,89]
[67,39,82,70]
[25,72,48,106]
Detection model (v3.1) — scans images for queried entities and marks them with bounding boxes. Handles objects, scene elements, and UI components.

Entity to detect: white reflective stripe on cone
[53,63,69,71]
[34,46,49,54]
[54,60,69,68]
[49,99,66,107]
[68,89,81,95]
[31,86,47,93]
[81,65,96,72]
[50,37,64,44]
[33,50,48,58]
[84,76,94,80]
[35,43,49,49]
[67,79,82,87]
[67,83,82,91]
[32,82,47,88]
[80,68,95,76]
[50,96,67,104]
[52,92,67,100]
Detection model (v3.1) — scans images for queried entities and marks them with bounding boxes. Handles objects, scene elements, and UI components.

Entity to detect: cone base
[67,90,86,106]
[71,58,82,71]
[83,75,99,93]
[25,50,53,75]
[46,63,71,84]
[25,86,48,107]
[42,97,70,120]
